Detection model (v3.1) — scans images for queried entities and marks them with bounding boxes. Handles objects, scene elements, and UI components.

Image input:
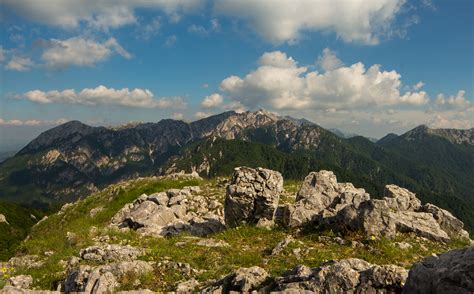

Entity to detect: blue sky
[0,0,473,150]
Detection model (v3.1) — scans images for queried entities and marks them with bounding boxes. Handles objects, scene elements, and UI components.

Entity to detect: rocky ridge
[1,167,472,293]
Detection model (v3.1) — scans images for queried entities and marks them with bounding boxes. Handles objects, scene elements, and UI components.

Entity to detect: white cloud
[41,37,131,69]
[413,81,425,90]
[6,55,34,71]
[195,111,213,119]
[201,93,224,108]
[188,19,220,36]
[0,117,69,126]
[220,50,429,111]
[22,85,186,108]
[3,0,204,30]
[317,48,344,71]
[172,112,184,120]
[214,0,406,44]
[435,90,472,109]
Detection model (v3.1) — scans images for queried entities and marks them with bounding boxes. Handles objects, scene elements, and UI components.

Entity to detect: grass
[1,177,471,291]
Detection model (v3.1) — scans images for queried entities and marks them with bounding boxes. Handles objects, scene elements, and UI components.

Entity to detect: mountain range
[0,110,473,231]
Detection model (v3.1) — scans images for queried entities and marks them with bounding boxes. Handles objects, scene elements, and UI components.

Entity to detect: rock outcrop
[79,244,145,263]
[403,246,474,293]
[277,170,469,242]
[111,186,224,237]
[201,259,407,293]
[224,167,284,228]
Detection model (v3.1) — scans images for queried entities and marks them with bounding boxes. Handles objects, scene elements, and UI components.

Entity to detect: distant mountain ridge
[0,110,473,232]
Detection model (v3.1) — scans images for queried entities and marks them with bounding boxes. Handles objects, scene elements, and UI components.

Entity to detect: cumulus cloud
[188,19,220,36]
[201,93,224,108]
[164,35,177,47]
[41,37,131,69]
[220,50,429,111]
[435,90,472,109]
[3,0,204,30]
[317,48,344,71]
[0,117,69,126]
[139,17,161,40]
[21,85,186,108]
[214,0,406,44]
[195,111,213,119]
[171,112,184,120]
[6,55,34,71]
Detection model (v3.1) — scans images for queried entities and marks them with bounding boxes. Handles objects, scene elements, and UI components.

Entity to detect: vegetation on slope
[2,177,469,291]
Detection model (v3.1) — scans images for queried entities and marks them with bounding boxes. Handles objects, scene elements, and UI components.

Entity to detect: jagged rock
[283,171,369,228]
[224,167,283,228]
[270,259,407,293]
[80,244,145,263]
[176,278,199,293]
[271,236,294,255]
[330,199,451,242]
[404,246,474,293]
[384,184,421,211]
[8,255,44,269]
[64,261,153,293]
[89,206,104,218]
[201,266,269,293]
[7,275,33,289]
[117,290,155,294]
[196,239,230,248]
[111,186,224,237]
[420,203,470,240]
[0,213,8,224]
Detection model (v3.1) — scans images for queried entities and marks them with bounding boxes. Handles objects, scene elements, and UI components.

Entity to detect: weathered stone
[420,203,470,240]
[176,278,199,293]
[404,246,474,293]
[271,236,294,255]
[224,167,283,227]
[7,275,33,289]
[8,255,44,269]
[384,184,421,211]
[202,266,268,293]
[271,259,407,293]
[80,244,144,263]
[0,213,8,224]
[196,239,230,248]
[147,192,168,206]
[89,206,104,218]
[64,261,153,293]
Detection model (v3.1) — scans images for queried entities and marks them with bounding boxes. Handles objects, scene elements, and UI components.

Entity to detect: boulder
[111,186,224,237]
[176,278,199,293]
[80,244,145,263]
[404,246,474,293]
[7,275,33,289]
[201,266,269,293]
[384,184,421,211]
[64,261,153,293]
[0,213,8,224]
[224,167,283,228]
[420,203,470,240]
[270,259,407,293]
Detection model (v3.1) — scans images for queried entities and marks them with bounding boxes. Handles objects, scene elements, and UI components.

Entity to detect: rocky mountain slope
[0,167,472,293]
[0,110,473,233]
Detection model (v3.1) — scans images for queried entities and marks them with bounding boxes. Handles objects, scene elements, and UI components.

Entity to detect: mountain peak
[402,124,474,145]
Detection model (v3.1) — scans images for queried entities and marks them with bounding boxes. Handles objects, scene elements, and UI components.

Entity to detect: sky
[0,0,473,151]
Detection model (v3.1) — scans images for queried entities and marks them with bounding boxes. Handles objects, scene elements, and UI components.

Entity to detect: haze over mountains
[0,110,473,232]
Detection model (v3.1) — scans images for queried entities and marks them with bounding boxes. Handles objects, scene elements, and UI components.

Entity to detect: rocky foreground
[1,168,472,293]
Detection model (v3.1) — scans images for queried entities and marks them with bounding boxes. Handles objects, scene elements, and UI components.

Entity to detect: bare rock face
[283,170,369,228]
[111,186,224,237]
[80,244,145,263]
[419,203,470,240]
[404,246,474,294]
[201,266,269,293]
[64,261,153,293]
[384,184,421,211]
[7,275,33,289]
[224,167,283,228]
[271,259,407,293]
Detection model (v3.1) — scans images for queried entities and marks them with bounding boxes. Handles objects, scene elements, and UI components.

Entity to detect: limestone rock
[111,186,224,237]
[420,203,470,240]
[384,184,421,211]
[0,213,8,224]
[80,244,145,263]
[404,246,474,293]
[224,167,283,227]
[271,259,407,293]
[64,261,153,293]
[176,278,199,293]
[7,275,33,289]
[201,266,269,293]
